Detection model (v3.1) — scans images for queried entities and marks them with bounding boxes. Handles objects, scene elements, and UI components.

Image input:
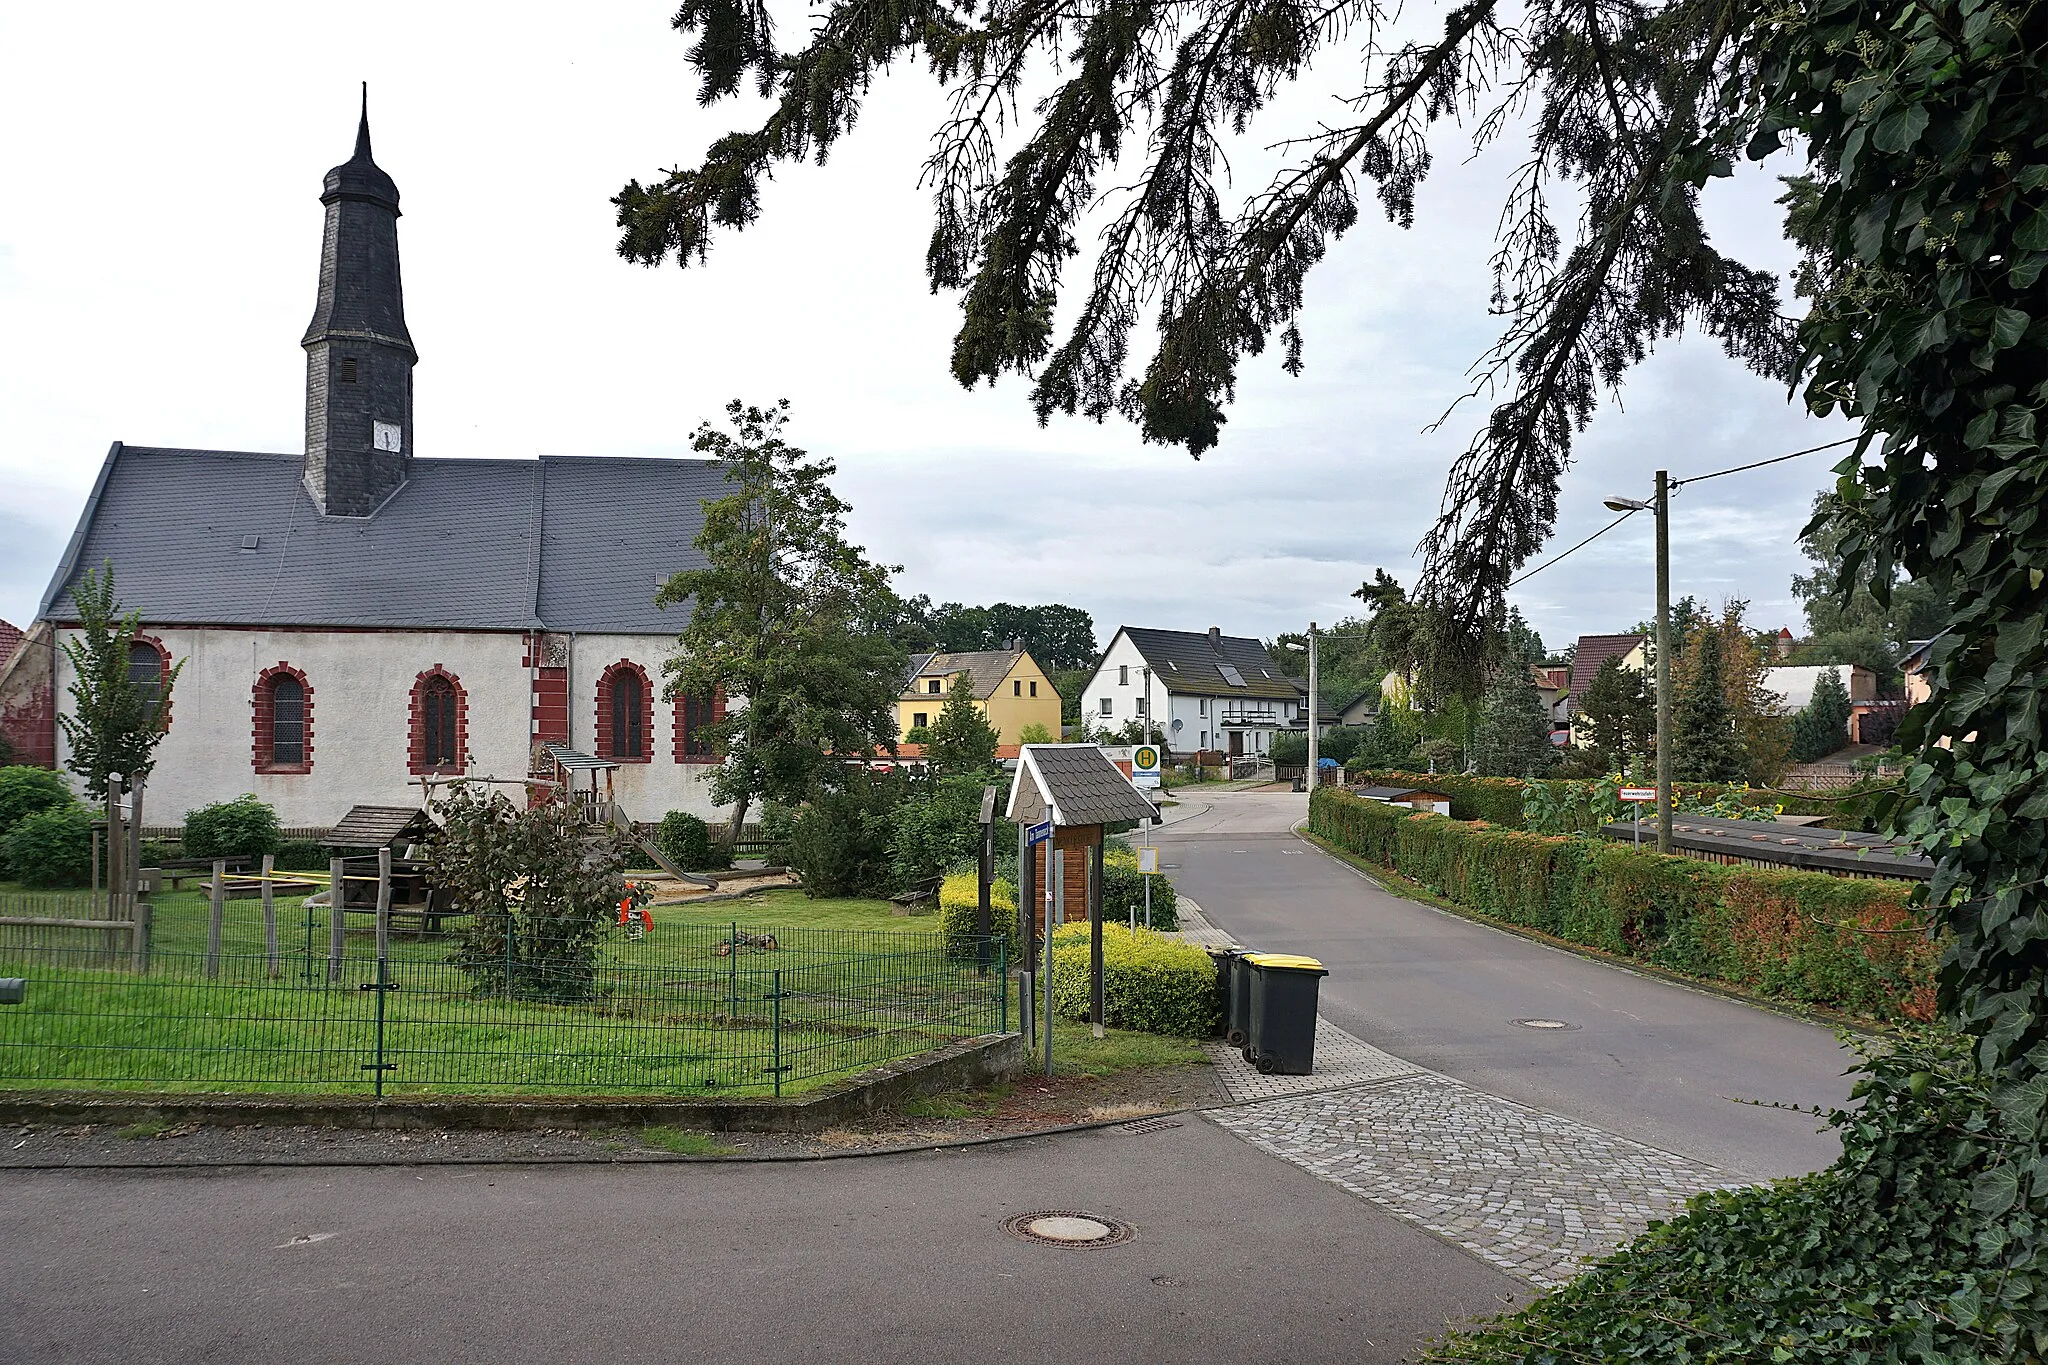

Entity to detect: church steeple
[303,86,416,517]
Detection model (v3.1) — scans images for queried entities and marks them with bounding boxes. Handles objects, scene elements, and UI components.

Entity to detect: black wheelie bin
[1242,953,1328,1075]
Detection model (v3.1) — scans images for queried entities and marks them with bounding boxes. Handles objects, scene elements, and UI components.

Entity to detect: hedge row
[1344,768,1900,831]
[938,870,1020,962]
[1048,922,1222,1038]
[1309,788,1935,1022]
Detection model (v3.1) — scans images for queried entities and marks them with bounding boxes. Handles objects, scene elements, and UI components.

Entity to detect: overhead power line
[1508,434,1859,588]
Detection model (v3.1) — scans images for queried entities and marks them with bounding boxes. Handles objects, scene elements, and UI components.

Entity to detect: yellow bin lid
[1244,953,1326,971]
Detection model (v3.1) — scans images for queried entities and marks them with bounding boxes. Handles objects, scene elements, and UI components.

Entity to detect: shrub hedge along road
[1309,787,1935,1023]
[1048,922,1222,1039]
[1344,767,1901,831]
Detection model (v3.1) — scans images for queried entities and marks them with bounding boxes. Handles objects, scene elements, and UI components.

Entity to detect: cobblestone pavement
[1208,1073,1740,1286]
[1175,894,1739,1286]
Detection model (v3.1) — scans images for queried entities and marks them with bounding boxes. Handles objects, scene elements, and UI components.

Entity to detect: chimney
[1208,626,1222,648]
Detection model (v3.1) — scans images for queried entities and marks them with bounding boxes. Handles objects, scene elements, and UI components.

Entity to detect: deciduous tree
[58,564,180,800]
[657,401,908,854]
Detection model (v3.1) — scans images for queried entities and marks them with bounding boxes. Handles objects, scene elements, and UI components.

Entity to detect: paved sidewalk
[1174,894,1737,1287]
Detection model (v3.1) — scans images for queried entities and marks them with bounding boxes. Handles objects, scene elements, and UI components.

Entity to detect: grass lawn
[0,882,998,1100]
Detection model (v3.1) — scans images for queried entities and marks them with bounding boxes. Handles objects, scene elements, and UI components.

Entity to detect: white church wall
[56,626,532,829]
[561,632,726,825]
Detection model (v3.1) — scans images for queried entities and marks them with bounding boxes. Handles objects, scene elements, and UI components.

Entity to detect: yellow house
[898,649,1062,746]
[1564,633,1651,748]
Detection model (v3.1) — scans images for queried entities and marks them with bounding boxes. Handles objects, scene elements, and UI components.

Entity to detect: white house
[1763,663,1878,713]
[7,106,733,831]
[1081,626,1309,757]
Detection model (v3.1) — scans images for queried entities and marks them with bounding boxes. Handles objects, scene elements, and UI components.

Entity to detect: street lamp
[1282,623,1320,788]
[1603,472,1672,853]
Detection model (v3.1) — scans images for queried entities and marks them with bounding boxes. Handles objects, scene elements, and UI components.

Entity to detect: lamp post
[1282,624,1320,786]
[1604,471,1672,853]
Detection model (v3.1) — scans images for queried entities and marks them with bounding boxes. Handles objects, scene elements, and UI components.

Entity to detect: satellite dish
[1171,718,1183,731]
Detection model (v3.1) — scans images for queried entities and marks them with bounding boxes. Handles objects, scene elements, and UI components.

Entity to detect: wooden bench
[156,857,250,891]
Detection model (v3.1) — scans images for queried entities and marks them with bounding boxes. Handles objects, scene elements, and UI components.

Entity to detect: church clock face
[373,420,403,454]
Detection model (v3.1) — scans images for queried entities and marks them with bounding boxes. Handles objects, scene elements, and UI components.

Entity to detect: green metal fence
[0,918,1008,1099]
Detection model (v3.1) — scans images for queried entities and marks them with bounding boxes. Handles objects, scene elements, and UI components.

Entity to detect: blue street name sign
[1026,820,1054,847]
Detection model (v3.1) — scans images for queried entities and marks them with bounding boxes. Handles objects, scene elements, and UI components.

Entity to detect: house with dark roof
[897,648,1061,746]
[1561,633,1649,746]
[8,100,732,828]
[1080,626,1311,757]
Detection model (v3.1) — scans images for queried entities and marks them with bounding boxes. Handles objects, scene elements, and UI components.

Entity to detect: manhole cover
[1002,1211,1135,1248]
[1512,1018,1578,1031]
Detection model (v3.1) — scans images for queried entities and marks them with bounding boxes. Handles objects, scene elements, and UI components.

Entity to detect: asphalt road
[1154,790,1855,1178]
[0,1119,1520,1364]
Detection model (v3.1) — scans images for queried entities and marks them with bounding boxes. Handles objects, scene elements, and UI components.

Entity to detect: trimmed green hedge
[1309,787,1935,1021]
[1048,922,1222,1038]
[1344,768,1900,832]
[938,870,1019,962]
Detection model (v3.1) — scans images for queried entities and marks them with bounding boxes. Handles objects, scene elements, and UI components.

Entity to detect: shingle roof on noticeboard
[1006,744,1159,827]
[38,444,729,634]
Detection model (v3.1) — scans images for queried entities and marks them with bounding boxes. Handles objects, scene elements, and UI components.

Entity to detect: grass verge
[638,1125,739,1156]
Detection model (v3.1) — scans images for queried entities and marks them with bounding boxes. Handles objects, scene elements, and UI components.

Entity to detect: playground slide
[636,838,718,891]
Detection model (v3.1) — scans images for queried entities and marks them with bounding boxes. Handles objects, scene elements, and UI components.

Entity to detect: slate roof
[1567,633,1647,696]
[1006,744,1159,827]
[38,444,728,634]
[1117,627,1299,700]
[901,649,1026,700]
[0,619,22,672]
[326,805,436,849]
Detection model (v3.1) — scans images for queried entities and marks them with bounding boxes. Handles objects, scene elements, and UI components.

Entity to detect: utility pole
[1140,666,1152,748]
[1654,469,1673,853]
[1606,473,1675,854]
[1306,622,1320,787]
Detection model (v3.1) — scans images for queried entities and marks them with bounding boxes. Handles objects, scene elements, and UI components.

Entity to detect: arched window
[252,665,313,773]
[410,668,466,774]
[596,662,651,763]
[128,636,172,729]
[675,690,721,763]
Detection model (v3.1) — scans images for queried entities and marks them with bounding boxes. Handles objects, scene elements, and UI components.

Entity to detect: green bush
[1100,845,1179,930]
[886,775,986,892]
[784,774,902,898]
[1427,1031,2042,1363]
[938,869,1019,961]
[0,766,73,841]
[138,836,180,868]
[1048,922,1221,1037]
[656,810,729,871]
[181,795,281,859]
[2,803,93,887]
[1308,786,1935,1021]
[272,839,330,872]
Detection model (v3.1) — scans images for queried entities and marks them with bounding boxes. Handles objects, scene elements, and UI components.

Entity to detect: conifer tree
[925,673,1001,778]
[1670,628,1742,783]
[1790,667,1853,765]
[1470,666,1554,778]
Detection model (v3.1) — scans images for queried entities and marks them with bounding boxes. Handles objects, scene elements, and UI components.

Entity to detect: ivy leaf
[1992,307,2031,350]
[1872,105,1930,153]
[1971,1163,2019,1216]
[2017,206,2048,251]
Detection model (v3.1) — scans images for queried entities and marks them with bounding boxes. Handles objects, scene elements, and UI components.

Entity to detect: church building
[1,99,731,829]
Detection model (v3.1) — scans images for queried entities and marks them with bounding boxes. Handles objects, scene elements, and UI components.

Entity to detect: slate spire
[302,85,416,517]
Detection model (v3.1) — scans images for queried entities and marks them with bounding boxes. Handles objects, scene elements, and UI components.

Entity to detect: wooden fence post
[207,859,225,980]
[374,847,392,961]
[261,853,279,978]
[328,857,346,983]
[130,896,151,973]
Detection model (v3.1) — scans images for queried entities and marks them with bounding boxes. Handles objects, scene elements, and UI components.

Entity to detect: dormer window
[927,678,942,694]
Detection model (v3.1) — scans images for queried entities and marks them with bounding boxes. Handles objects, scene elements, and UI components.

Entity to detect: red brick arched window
[129,634,173,732]
[252,664,314,774]
[595,661,652,763]
[409,666,468,775]
[674,688,725,763]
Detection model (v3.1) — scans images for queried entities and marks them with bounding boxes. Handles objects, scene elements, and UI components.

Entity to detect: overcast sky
[0,2,1848,658]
